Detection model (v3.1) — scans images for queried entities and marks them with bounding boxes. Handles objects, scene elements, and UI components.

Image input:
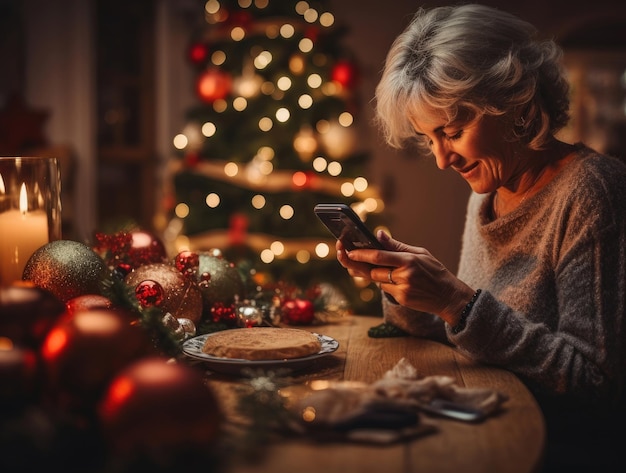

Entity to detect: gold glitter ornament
[22,240,108,302]
[125,263,203,323]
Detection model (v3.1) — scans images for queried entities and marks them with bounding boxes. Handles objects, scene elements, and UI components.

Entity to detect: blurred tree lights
[163,0,387,313]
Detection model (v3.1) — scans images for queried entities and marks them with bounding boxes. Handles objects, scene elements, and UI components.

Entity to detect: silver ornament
[177,318,197,338]
[236,303,264,327]
[162,313,186,341]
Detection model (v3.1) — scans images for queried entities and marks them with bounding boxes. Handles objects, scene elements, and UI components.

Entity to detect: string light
[327,161,342,176]
[259,117,273,131]
[279,205,294,219]
[339,111,354,127]
[175,202,190,218]
[312,156,327,172]
[254,51,272,69]
[316,119,329,134]
[303,8,318,23]
[296,250,311,263]
[298,94,313,109]
[341,182,355,197]
[364,197,379,212]
[275,107,290,122]
[205,193,220,208]
[280,24,295,39]
[231,27,245,41]
[211,50,226,65]
[260,249,275,263]
[270,241,285,256]
[233,97,248,111]
[307,73,322,88]
[295,1,309,15]
[353,177,368,192]
[202,122,217,137]
[213,99,227,112]
[257,146,275,160]
[261,81,275,95]
[320,12,335,27]
[289,55,305,74]
[205,0,220,15]
[251,194,266,209]
[224,162,239,176]
[322,82,338,96]
[277,76,292,91]
[315,243,330,258]
[266,25,279,39]
[173,134,188,150]
[299,38,313,53]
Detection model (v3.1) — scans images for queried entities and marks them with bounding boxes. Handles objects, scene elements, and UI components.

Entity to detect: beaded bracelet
[451,289,482,335]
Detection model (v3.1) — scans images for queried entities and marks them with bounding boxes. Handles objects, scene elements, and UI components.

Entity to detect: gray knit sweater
[383,146,626,405]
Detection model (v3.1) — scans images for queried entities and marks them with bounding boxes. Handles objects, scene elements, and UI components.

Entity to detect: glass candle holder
[0,157,62,285]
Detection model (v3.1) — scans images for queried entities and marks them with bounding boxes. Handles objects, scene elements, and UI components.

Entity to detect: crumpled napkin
[284,358,508,444]
[372,357,508,416]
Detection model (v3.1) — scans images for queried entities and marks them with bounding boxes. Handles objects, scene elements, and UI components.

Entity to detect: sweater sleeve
[448,172,626,404]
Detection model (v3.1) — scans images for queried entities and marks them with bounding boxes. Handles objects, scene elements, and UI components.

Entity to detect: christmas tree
[164,0,386,313]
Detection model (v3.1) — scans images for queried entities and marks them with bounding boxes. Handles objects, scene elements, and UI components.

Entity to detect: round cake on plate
[201,327,322,361]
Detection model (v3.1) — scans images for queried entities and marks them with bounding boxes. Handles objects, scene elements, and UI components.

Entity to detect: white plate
[182,331,339,374]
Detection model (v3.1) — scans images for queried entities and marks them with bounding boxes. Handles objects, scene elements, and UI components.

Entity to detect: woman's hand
[336,231,475,326]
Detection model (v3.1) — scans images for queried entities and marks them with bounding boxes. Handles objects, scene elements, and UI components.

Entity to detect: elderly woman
[336,4,626,471]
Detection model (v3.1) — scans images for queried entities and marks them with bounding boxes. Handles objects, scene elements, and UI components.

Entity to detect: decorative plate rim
[182,331,339,367]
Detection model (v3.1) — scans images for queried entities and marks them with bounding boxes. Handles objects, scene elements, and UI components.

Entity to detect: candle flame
[19,183,28,214]
[0,173,5,194]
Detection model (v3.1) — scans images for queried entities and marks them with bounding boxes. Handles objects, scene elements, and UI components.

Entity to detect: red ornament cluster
[94,230,167,273]
[196,68,232,103]
[281,298,315,325]
[331,59,359,89]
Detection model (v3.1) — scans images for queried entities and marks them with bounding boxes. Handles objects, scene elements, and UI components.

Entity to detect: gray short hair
[375,4,570,150]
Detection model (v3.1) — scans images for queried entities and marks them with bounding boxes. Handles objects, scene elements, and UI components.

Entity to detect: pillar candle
[0,184,49,285]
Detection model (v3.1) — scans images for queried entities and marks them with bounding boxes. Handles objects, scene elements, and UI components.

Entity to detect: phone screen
[314,204,382,251]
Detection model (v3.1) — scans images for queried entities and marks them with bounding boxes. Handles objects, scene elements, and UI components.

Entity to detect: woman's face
[410,110,520,194]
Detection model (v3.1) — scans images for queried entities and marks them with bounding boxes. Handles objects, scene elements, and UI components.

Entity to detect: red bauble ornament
[331,59,359,89]
[188,42,208,65]
[40,308,154,413]
[125,263,203,323]
[0,284,65,348]
[135,280,164,308]
[281,298,315,325]
[228,213,248,246]
[128,231,167,267]
[98,357,222,459]
[174,250,199,277]
[197,68,232,103]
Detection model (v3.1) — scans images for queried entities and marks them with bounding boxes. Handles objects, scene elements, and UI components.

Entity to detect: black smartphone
[314,203,383,251]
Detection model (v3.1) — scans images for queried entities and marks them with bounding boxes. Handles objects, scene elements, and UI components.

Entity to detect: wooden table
[205,315,546,473]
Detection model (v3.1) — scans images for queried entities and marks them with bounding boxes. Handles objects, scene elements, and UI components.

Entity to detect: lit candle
[0,183,49,285]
